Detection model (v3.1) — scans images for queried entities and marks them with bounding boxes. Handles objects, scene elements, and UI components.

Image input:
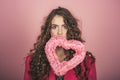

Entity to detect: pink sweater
[24,53,96,80]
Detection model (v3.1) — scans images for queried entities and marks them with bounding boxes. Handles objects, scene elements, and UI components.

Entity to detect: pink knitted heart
[45,36,86,76]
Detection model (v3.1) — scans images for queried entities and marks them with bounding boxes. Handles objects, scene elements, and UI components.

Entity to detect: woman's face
[50,15,68,38]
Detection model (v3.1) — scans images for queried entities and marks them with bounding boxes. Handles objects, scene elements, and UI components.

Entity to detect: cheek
[50,30,57,36]
[63,29,68,34]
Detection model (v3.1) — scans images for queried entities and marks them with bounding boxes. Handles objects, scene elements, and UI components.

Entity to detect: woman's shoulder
[24,54,33,72]
[24,54,33,80]
[84,51,96,64]
[25,54,32,64]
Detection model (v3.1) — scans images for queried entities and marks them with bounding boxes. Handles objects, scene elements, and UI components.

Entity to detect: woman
[24,7,96,80]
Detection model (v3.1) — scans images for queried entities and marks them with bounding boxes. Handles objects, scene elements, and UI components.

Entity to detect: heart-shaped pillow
[45,36,86,76]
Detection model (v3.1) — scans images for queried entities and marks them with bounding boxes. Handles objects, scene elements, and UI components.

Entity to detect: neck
[56,47,66,62]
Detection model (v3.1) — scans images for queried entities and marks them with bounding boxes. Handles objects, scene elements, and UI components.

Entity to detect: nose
[57,26,62,35]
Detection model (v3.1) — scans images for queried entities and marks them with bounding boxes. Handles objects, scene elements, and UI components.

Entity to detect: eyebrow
[51,24,66,26]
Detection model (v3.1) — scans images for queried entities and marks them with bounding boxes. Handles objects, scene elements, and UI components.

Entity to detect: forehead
[51,15,65,25]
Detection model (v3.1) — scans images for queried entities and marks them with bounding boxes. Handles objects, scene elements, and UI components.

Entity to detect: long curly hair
[28,7,95,80]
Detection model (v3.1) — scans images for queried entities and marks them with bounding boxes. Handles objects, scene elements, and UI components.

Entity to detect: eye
[51,25,57,29]
[63,24,68,29]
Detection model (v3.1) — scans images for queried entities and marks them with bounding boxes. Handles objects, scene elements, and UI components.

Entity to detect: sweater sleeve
[24,55,32,80]
[86,52,97,80]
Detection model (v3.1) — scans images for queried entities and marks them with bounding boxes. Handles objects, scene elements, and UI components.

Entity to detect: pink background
[0,0,120,80]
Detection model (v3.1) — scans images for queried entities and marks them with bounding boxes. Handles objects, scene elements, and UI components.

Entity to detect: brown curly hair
[28,7,95,80]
